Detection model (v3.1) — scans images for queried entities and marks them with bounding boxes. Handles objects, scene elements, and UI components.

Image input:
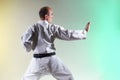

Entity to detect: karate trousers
[22,55,74,80]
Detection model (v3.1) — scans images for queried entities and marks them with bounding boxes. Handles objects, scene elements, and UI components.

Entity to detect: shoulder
[50,24,65,30]
[26,23,39,33]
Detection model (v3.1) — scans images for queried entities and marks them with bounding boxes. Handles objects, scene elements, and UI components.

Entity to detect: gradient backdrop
[0,0,120,80]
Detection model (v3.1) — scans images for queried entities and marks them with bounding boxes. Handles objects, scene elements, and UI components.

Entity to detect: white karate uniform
[21,20,87,80]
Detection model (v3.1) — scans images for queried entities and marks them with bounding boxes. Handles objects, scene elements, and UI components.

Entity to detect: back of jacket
[21,20,87,54]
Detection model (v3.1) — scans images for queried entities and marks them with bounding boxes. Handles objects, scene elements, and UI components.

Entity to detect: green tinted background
[0,0,120,80]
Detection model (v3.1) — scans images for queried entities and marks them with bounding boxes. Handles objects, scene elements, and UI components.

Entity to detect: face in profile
[45,9,53,23]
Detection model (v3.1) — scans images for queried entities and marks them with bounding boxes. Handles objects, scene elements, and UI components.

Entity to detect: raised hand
[85,22,90,32]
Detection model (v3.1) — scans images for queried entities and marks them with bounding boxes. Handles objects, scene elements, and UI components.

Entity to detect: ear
[45,15,48,19]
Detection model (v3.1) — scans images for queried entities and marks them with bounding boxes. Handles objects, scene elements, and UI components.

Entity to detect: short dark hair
[39,6,51,19]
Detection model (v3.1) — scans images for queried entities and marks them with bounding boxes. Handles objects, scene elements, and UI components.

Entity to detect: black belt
[33,52,56,58]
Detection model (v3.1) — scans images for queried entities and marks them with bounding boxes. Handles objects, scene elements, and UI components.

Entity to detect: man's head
[39,6,53,23]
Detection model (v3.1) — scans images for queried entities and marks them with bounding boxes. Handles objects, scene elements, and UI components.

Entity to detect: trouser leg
[50,56,74,80]
[22,72,41,80]
[22,58,47,80]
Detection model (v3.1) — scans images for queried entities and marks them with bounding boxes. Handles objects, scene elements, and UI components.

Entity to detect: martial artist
[21,6,90,80]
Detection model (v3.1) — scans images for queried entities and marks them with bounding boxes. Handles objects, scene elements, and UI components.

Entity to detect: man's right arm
[51,23,90,41]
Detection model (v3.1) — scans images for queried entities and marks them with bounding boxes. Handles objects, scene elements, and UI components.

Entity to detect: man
[21,6,90,80]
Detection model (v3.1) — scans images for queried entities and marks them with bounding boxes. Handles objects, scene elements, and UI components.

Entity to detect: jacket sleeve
[21,25,35,52]
[53,24,87,40]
